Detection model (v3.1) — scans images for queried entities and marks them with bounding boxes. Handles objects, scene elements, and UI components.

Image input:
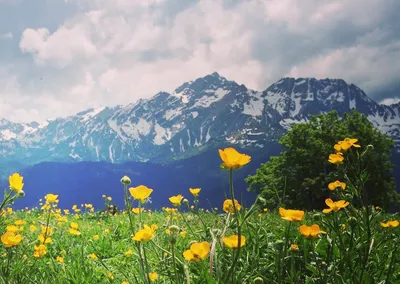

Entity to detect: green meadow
[0,144,399,284]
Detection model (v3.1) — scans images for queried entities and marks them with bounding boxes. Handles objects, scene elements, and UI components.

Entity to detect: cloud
[380,97,400,105]
[20,26,97,68]
[1,32,13,39]
[0,0,398,122]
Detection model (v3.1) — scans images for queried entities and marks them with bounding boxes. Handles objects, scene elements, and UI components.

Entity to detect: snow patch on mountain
[80,107,105,122]
[280,118,308,130]
[0,129,16,140]
[107,119,127,142]
[350,97,356,109]
[265,91,286,115]
[165,108,182,121]
[295,79,306,85]
[121,118,152,140]
[243,92,264,117]
[291,93,302,117]
[21,125,37,135]
[192,88,230,108]
[153,123,171,145]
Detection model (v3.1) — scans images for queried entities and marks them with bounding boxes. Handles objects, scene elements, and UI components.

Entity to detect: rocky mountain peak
[1,73,400,165]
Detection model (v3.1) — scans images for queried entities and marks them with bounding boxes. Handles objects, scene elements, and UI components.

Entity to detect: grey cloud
[0,0,400,122]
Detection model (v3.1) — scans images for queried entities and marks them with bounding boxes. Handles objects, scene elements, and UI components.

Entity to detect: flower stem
[171,242,180,284]
[123,184,135,234]
[223,169,242,282]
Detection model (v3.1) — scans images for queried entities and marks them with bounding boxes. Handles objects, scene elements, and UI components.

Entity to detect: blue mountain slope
[2,145,283,211]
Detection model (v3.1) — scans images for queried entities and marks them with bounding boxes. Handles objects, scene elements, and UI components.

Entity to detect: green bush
[246,110,400,210]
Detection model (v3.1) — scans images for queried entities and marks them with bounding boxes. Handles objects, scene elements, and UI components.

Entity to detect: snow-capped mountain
[1,73,399,165]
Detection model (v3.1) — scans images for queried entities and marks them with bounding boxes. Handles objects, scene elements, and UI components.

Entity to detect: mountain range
[1,72,400,209]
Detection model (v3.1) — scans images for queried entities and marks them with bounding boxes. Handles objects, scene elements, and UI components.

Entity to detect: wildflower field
[1,140,399,283]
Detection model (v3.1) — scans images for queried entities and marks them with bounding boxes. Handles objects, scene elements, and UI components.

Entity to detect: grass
[1,144,400,283]
[0,201,399,284]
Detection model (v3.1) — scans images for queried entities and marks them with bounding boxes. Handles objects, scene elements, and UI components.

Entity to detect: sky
[0,0,399,123]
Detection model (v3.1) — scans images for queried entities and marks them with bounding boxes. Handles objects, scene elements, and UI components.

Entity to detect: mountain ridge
[1,73,400,167]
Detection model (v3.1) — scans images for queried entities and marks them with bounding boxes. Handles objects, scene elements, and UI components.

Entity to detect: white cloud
[0,0,397,123]
[287,40,400,93]
[380,98,400,106]
[1,32,13,39]
[20,25,97,68]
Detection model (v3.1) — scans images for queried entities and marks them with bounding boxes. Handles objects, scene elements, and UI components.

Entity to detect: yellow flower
[328,180,346,191]
[291,244,298,251]
[33,244,47,258]
[125,249,133,257]
[29,225,37,232]
[107,197,112,201]
[218,147,251,170]
[333,143,342,152]
[131,208,144,214]
[169,195,184,207]
[222,235,246,249]
[69,222,81,236]
[6,225,18,233]
[93,235,100,241]
[328,153,344,164]
[279,208,305,221]
[70,222,79,230]
[84,204,93,209]
[69,228,81,236]
[122,281,129,284]
[106,273,114,280]
[132,225,155,242]
[41,226,53,235]
[9,173,24,193]
[129,185,153,203]
[89,253,98,260]
[38,234,52,244]
[380,220,399,228]
[299,224,327,238]
[180,231,187,238]
[1,231,22,247]
[335,138,361,152]
[56,256,64,263]
[57,216,68,223]
[322,198,349,213]
[45,194,58,203]
[223,199,241,214]
[15,220,26,226]
[163,207,178,214]
[149,272,159,282]
[189,188,201,197]
[183,242,210,262]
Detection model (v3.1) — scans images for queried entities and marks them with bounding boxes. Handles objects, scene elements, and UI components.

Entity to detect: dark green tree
[246,110,400,210]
